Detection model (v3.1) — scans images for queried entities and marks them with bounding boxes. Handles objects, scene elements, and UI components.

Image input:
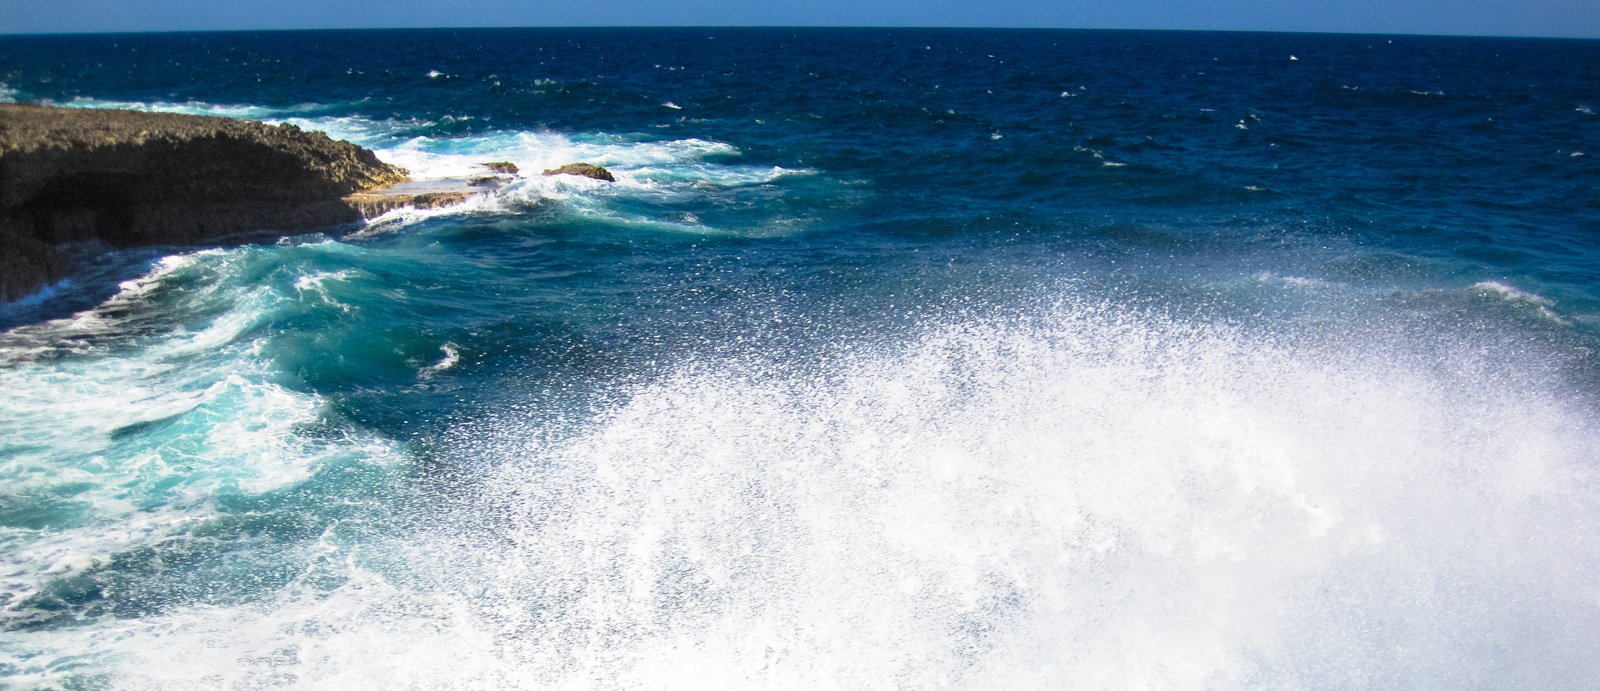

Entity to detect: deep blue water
[3,28,1600,687]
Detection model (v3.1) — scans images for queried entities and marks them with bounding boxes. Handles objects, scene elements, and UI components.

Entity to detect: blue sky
[2,0,1597,38]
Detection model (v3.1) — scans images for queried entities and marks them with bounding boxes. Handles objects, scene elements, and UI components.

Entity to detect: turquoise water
[2,28,1600,687]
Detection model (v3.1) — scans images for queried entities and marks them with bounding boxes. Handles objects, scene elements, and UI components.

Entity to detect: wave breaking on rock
[0,104,462,302]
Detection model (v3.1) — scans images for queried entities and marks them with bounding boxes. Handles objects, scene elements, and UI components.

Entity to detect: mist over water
[434,304,1600,689]
[2,28,1600,688]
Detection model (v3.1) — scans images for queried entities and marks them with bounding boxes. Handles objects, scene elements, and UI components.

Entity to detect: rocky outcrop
[343,190,473,218]
[481,161,519,175]
[542,162,615,182]
[0,104,479,303]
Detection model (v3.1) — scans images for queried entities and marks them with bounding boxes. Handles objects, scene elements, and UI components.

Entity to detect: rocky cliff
[0,104,414,302]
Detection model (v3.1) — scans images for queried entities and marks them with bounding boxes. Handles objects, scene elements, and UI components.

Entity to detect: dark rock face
[481,161,519,175]
[0,104,414,302]
[542,162,616,182]
[0,229,59,304]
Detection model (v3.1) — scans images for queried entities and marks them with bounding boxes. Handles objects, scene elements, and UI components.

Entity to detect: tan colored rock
[343,190,473,218]
[542,162,615,182]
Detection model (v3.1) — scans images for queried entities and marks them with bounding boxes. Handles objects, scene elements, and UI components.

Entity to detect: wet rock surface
[542,162,615,182]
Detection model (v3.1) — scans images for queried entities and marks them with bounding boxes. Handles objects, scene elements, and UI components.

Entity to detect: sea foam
[0,244,404,631]
[22,299,1597,688]
[49,97,818,236]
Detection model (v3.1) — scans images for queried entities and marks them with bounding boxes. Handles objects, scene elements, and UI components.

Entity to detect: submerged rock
[0,104,481,302]
[542,162,615,182]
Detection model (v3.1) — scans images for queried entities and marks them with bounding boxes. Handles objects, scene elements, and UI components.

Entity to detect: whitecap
[293,269,356,311]
[53,96,324,121]
[1472,280,1554,306]
[1253,271,1328,287]
[419,342,461,380]
[1471,280,1564,323]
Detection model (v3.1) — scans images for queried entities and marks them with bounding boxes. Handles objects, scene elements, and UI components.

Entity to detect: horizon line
[3,25,1598,41]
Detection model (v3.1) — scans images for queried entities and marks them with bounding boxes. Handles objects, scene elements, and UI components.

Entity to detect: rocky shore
[0,104,464,302]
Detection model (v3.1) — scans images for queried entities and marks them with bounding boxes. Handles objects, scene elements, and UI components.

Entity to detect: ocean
[2,27,1599,687]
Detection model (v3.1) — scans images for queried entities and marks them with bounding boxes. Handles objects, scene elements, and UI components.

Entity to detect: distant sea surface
[3,28,1600,688]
